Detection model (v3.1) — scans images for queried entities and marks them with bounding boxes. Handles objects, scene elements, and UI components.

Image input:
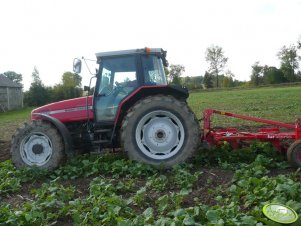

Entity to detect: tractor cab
[74,48,169,124]
[94,48,168,123]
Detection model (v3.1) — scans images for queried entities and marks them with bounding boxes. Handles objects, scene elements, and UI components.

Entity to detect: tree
[222,70,235,87]
[1,71,23,85]
[250,62,263,86]
[296,71,301,81]
[32,66,42,84]
[205,45,228,88]
[203,71,214,88]
[181,76,204,89]
[62,72,82,87]
[164,67,170,79]
[263,66,285,84]
[169,64,185,85]
[52,72,83,101]
[182,76,191,85]
[277,45,299,82]
[24,67,51,106]
[191,76,203,84]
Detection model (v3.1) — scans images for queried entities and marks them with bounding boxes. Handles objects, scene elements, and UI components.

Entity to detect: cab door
[94,55,139,123]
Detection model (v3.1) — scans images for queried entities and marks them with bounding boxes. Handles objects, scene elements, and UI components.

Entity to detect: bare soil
[4,181,41,208]
[0,140,10,162]
[0,121,25,141]
[189,168,234,206]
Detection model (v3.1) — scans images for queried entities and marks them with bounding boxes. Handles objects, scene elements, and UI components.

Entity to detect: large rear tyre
[287,140,301,168]
[11,120,65,170]
[121,95,200,168]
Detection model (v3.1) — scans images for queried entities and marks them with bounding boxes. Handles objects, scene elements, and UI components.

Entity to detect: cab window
[142,55,167,85]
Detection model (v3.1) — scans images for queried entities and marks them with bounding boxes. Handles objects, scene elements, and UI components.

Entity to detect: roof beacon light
[145,47,151,54]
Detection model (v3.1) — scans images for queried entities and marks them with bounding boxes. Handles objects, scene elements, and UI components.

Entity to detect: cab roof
[95,48,164,58]
[95,48,168,66]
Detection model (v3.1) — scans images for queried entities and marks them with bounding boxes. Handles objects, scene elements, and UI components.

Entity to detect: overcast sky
[1,0,301,90]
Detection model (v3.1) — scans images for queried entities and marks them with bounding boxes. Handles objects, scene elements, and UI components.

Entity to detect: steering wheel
[113,81,130,95]
[98,86,113,96]
[115,81,122,87]
[98,82,130,97]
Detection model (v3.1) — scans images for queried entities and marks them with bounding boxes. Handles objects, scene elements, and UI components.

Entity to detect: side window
[114,72,137,88]
[142,55,167,85]
[98,68,112,96]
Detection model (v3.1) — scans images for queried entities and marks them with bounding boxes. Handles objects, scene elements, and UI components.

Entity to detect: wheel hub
[32,144,44,155]
[20,133,53,166]
[155,130,166,140]
[136,110,185,160]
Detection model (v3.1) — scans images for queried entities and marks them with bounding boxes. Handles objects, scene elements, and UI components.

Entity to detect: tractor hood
[31,96,94,123]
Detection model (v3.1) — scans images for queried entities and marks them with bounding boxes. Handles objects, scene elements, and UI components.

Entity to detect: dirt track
[0,140,11,161]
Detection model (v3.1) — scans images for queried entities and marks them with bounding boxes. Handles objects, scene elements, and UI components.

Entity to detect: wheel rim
[135,110,185,160]
[20,132,53,166]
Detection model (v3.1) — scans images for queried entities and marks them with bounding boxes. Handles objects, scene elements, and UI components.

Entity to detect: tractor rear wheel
[121,95,200,168]
[11,120,65,170]
[287,140,301,168]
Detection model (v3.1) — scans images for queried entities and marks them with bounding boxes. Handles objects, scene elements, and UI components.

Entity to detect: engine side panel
[31,96,94,123]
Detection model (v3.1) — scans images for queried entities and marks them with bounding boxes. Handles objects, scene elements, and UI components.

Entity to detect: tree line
[168,36,301,89]
[0,67,83,106]
[250,44,301,86]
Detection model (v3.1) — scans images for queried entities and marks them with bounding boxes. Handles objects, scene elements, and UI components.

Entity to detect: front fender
[32,113,74,158]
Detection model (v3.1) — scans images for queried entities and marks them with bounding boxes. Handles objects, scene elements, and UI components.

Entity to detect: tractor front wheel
[287,140,301,168]
[121,95,200,168]
[11,120,65,170]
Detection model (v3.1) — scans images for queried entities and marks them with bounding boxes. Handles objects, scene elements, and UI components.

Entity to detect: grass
[188,86,301,128]
[0,107,33,123]
[0,107,33,141]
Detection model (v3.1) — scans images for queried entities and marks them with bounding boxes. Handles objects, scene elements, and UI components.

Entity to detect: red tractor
[11,48,200,170]
[10,47,301,170]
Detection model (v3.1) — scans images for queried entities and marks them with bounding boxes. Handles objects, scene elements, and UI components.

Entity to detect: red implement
[203,109,301,153]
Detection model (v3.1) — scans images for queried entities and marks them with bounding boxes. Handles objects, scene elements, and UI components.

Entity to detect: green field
[0,107,33,141]
[0,87,301,225]
[189,86,301,127]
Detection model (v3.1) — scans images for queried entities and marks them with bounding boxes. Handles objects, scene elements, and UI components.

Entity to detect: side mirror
[73,58,82,73]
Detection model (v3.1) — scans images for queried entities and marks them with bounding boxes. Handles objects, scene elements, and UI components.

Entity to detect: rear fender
[32,113,74,158]
[114,85,189,128]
